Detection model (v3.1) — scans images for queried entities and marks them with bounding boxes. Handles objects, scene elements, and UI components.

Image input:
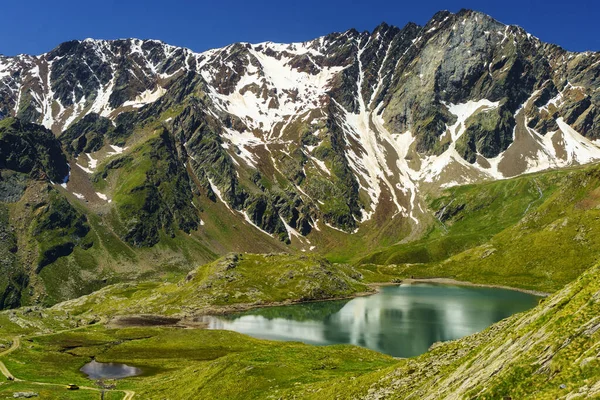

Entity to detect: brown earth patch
[476,155,491,169]
[575,187,600,210]
[498,111,545,177]
[419,157,487,196]
[61,161,107,209]
[551,130,568,161]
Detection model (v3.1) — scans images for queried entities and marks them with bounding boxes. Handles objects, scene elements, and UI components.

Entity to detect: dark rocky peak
[47,40,82,59]
[326,20,423,112]
[200,43,255,96]
[401,21,422,33]
[48,41,113,108]
[45,38,192,78]
[420,10,454,35]
[344,28,361,38]
[448,9,545,52]
[0,117,69,183]
[430,10,452,22]
[441,10,503,40]
[371,22,402,42]
[222,42,252,58]
[372,21,392,35]
[321,28,361,48]
[13,38,196,130]
[317,30,362,68]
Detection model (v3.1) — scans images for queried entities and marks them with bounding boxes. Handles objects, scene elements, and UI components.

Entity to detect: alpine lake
[205,283,540,358]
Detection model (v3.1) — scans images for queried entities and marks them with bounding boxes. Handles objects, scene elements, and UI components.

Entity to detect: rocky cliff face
[1,9,599,307]
[0,118,91,306]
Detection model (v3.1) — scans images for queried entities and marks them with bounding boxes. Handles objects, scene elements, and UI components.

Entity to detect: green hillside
[359,163,600,292]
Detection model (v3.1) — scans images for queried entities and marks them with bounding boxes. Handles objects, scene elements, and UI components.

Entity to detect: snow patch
[310,156,330,176]
[108,145,126,154]
[221,128,262,168]
[556,118,600,164]
[279,216,303,241]
[86,153,98,169]
[88,74,116,117]
[122,87,166,108]
[324,222,350,234]
[445,99,500,141]
[242,211,272,237]
[77,164,94,174]
[207,177,230,208]
[96,192,109,201]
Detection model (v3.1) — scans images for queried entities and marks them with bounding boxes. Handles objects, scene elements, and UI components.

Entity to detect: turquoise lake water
[206,283,539,357]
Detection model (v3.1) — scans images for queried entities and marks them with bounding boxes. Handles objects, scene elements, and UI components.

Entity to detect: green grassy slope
[0,326,395,400]
[51,253,367,318]
[358,163,600,292]
[0,260,598,399]
[359,173,555,266]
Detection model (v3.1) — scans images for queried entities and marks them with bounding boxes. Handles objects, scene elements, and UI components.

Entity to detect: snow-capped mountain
[1,9,600,244]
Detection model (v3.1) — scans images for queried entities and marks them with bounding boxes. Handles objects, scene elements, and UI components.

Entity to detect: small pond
[80,360,143,380]
[205,283,540,358]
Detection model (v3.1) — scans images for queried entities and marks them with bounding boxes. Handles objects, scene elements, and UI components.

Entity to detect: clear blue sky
[1,0,597,56]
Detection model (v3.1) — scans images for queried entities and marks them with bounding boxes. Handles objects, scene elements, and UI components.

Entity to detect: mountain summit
[0,9,599,306]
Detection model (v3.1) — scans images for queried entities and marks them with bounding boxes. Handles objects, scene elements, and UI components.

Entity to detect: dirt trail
[123,390,136,399]
[0,337,20,380]
[0,337,21,358]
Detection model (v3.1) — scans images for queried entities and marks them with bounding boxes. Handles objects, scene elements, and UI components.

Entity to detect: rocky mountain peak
[0,9,599,246]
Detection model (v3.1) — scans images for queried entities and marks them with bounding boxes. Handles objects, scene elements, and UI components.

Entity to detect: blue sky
[1,0,597,56]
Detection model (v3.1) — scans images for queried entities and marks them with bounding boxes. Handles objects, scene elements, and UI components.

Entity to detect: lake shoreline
[107,289,379,328]
[392,278,550,297]
[202,277,549,316]
[196,277,549,317]
[108,278,548,329]
[195,287,378,316]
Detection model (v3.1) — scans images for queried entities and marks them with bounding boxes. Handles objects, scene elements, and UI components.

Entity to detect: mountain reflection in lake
[205,283,539,357]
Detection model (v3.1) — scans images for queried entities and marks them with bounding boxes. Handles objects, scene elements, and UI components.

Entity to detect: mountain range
[1,8,599,308]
